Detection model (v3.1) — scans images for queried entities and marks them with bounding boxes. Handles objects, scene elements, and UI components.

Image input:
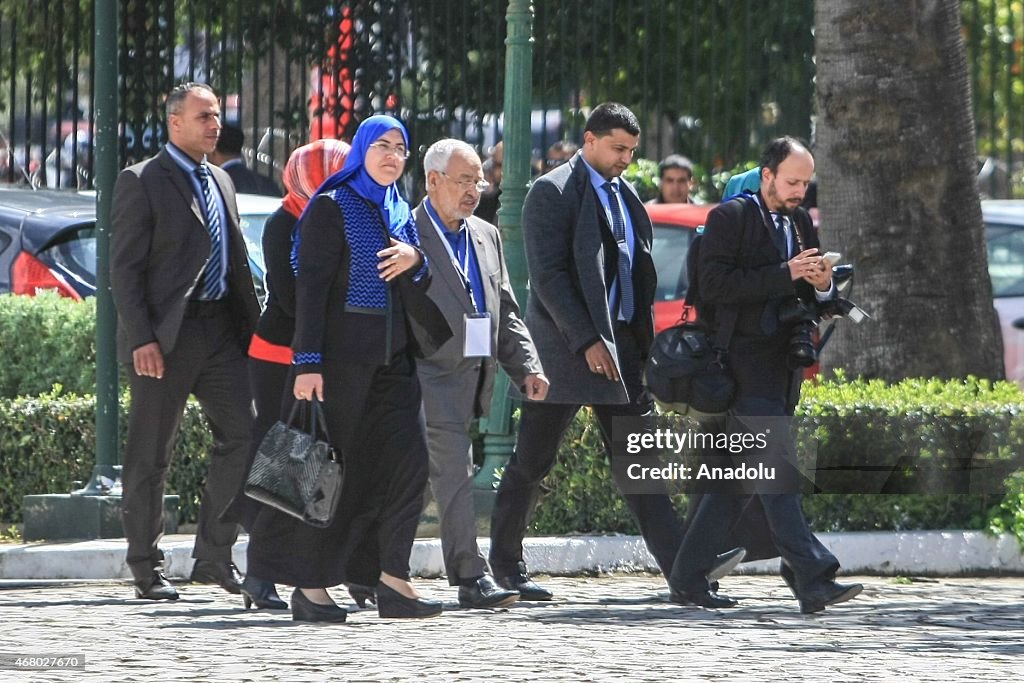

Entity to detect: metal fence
[0,1,1020,198]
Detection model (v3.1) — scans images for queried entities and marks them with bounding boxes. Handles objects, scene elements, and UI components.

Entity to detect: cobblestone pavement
[0,575,1021,682]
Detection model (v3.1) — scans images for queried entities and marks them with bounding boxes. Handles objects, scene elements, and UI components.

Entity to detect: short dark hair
[584,102,640,137]
[759,136,811,174]
[658,154,693,179]
[166,82,215,118]
[216,124,245,156]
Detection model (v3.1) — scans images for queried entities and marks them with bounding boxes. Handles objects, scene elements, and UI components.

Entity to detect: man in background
[647,154,694,204]
[209,124,281,196]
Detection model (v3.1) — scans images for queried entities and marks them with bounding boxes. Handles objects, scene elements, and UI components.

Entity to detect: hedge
[1,378,1022,547]
[1,293,1022,542]
[0,389,212,524]
[0,292,97,398]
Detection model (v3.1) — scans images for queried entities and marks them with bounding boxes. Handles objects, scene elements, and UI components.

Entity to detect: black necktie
[194,163,226,299]
[601,181,634,322]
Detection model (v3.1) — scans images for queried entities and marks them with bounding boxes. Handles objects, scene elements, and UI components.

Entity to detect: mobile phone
[823,251,841,264]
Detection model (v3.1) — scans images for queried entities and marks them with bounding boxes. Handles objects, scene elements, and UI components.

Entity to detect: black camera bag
[645,196,754,417]
[645,315,736,417]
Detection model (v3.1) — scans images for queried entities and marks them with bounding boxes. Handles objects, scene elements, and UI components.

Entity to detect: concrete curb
[0,531,1021,581]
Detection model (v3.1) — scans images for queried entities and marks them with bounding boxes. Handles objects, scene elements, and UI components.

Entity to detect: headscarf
[291,115,413,274]
[309,114,411,233]
[281,139,351,218]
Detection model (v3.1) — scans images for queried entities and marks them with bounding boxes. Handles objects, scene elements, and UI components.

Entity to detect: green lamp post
[475,0,535,497]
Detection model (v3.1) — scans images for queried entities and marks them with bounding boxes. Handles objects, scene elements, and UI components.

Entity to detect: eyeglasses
[368,141,410,159]
[440,172,490,193]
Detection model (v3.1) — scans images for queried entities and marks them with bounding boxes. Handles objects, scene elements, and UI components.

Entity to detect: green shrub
[0,292,97,398]
[530,376,1024,541]
[0,391,213,524]
[2,375,1023,548]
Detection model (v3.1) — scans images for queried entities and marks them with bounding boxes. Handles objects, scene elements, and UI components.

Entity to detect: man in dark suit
[668,137,863,613]
[209,124,281,196]
[111,82,261,601]
[487,103,692,600]
[415,138,549,610]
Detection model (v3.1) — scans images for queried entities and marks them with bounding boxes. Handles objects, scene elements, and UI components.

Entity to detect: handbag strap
[286,398,333,451]
[308,398,332,445]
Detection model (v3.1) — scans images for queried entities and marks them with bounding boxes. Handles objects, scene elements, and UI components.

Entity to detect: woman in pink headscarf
[239,139,350,611]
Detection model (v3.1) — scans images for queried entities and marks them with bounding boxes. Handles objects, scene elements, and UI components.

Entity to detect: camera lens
[788,322,817,368]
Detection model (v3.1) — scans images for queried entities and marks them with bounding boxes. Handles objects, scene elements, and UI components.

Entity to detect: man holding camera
[668,137,862,613]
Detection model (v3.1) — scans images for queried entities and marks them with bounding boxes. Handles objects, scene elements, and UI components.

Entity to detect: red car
[646,202,716,332]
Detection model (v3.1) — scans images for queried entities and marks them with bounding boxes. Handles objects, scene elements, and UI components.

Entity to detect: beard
[765,180,789,215]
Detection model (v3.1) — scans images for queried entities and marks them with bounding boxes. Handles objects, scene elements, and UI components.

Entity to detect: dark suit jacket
[698,192,823,412]
[698,193,820,337]
[414,202,542,418]
[224,161,282,197]
[110,148,260,363]
[521,152,657,404]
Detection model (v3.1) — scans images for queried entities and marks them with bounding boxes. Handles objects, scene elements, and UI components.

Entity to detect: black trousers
[246,352,428,588]
[489,324,685,578]
[121,310,253,581]
[669,332,839,595]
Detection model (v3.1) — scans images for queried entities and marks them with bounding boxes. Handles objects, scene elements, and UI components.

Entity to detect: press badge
[463,312,492,357]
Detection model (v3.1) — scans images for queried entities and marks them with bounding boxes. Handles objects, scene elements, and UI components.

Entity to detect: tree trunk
[815,0,1003,381]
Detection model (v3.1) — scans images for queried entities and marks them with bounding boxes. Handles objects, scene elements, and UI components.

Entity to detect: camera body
[777,298,819,368]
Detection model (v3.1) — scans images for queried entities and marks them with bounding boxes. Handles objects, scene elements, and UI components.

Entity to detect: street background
[1,574,1022,682]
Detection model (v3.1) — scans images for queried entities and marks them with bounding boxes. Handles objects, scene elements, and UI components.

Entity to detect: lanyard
[424,198,480,312]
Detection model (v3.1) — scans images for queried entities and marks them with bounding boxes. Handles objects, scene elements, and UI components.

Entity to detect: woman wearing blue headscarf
[246,116,450,622]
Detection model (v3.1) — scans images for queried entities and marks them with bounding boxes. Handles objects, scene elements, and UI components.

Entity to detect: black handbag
[244,399,343,528]
[645,312,736,418]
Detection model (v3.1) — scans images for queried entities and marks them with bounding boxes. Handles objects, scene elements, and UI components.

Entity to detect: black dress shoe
[347,583,377,608]
[134,570,179,601]
[708,547,747,582]
[189,560,243,595]
[240,576,288,610]
[496,563,553,601]
[290,588,348,623]
[376,582,443,619]
[458,575,519,609]
[669,588,739,608]
[798,581,863,614]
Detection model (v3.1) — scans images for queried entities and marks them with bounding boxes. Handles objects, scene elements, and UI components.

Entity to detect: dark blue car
[0,186,278,303]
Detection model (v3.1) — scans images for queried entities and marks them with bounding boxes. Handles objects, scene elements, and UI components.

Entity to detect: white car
[983,200,1024,385]
[235,192,283,306]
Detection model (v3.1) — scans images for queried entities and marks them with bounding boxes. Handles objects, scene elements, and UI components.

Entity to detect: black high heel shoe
[376,581,443,619]
[290,588,348,623]
[348,583,377,608]
[241,576,288,610]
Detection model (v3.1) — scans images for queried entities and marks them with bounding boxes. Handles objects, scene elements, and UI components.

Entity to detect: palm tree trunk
[815,0,1003,380]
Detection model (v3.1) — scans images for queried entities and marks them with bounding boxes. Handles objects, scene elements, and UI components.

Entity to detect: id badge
[463,312,492,357]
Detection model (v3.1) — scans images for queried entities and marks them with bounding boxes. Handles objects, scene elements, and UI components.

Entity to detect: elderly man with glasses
[413,138,549,610]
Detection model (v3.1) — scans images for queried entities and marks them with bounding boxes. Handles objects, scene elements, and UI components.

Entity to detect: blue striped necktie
[194,163,226,299]
[602,181,634,322]
[773,213,790,259]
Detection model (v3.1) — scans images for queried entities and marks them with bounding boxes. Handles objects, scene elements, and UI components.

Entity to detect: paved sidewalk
[0,575,1022,682]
